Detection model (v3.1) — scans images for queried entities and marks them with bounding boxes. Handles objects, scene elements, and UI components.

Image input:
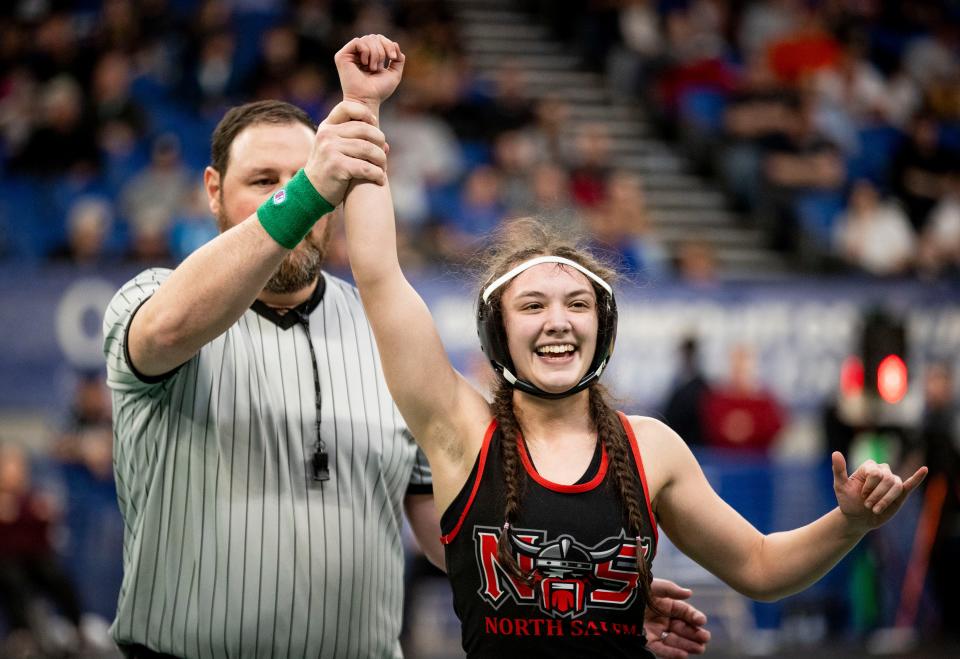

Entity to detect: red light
[877,354,908,403]
[840,356,864,396]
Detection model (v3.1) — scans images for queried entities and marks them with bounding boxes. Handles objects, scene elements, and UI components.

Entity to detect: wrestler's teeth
[537,344,575,355]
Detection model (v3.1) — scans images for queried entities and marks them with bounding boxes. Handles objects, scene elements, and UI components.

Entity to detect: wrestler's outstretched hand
[833,452,927,531]
[335,34,405,109]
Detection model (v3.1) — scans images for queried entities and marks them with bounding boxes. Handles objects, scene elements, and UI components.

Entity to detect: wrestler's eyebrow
[513,288,593,299]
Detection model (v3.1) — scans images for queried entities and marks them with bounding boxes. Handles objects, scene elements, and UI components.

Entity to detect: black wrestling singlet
[440,412,659,659]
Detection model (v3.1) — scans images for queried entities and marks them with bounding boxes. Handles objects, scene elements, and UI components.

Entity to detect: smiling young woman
[338,34,926,659]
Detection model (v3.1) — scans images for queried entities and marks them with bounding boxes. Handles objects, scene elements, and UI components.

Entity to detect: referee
[103,86,439,656]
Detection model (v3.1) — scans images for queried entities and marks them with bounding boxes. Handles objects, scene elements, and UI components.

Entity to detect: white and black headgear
[476,255,618,399]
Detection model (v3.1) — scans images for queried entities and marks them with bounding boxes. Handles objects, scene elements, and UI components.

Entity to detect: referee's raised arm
[126,101,387,377]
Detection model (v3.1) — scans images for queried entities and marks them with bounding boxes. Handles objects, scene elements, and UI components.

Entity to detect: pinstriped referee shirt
[103,268,432,659]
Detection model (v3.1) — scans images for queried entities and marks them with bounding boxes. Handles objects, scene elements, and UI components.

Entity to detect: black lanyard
[295,311,330,482]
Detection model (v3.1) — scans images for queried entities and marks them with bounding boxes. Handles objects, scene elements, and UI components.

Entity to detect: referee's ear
[204,166,222,218]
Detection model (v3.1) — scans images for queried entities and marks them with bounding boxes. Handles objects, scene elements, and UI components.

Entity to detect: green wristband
[256,169,335,249]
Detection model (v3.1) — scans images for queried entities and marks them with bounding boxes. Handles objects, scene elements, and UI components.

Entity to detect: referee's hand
[303,100,388,205]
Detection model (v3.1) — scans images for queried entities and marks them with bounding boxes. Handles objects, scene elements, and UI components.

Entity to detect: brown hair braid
[491,377,528,581]
[588,383,658,614]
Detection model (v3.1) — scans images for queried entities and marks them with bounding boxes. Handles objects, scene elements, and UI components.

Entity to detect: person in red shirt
[0,443,86,654]
[702,345,785,452]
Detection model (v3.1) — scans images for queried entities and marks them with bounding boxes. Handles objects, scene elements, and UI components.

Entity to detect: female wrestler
[336,35,927,658]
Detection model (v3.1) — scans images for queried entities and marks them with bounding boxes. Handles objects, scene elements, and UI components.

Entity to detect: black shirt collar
[250,274,326,329]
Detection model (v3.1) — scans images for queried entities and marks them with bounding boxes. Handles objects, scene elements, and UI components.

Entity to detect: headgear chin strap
[476,255,618,400]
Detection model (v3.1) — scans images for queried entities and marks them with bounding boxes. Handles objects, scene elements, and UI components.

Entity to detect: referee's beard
[218,205,333,295]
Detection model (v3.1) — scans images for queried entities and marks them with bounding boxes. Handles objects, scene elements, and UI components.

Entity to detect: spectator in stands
[607,0,666,102]
[481,64,536,140]
[169,183,219,263]
[49,196,115,267]
[760,96,845,252]
[26,12,93,85]
[181,28,240,111]
[119,132,192,239]
[902,24,959,92]
[811,37,891,126]
[381,91,464,228]
[127,206,173,265]
[833,179,916,277]
[662,336,711,447]
[721,52,797,210]
[0,68,40,158]
[891,112,955,232]
[435,165,505,261]
[90,50,148,157]
[511,163,581,235]
[8,75,100,178]
[52,371,113,482]
[587,170,669,279]
[737,0,801,62]
[568,122,613,208]
[0,443,88,655]
[918,171,960,278]
[702,345,786,452]
[675,239,719,287]
[244,23,301,100]
[811,36,889,154]
[92,0,143,54]
[765,6,841,87]
[493,129,538,211]
[883,67,922,129]
[286,63,330,119]
[521,97,570,165]
[655,0,734,116]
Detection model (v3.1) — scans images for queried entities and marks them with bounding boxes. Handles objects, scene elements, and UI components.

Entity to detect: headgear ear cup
[476,257,617,400]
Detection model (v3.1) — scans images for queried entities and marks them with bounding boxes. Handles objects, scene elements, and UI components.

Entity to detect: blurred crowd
[1,372,116,657]
[0,0,679,281]
[550,0,960,277]
[3,0,955,283]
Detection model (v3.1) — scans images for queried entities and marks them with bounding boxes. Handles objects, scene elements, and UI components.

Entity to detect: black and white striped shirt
[103,268,431,659]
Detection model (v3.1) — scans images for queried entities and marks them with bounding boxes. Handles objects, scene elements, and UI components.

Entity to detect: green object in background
[847,430,898,633]
[850,430,897,467]
[850,547,880,633]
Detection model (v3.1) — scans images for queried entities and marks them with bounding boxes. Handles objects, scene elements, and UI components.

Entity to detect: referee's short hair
[211,100,317,177]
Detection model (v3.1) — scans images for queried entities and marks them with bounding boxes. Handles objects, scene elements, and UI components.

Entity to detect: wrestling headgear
[476,255,618,399]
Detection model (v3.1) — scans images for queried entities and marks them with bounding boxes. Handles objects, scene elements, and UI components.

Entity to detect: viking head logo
[510,533,621,617]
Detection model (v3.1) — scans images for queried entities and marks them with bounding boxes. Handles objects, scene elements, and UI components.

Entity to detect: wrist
[836,507,871,539]
[257,169,335,249]
[342,94,380,120]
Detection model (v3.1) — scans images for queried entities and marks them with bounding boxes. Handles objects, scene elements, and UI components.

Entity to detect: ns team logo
[473,527,652,619]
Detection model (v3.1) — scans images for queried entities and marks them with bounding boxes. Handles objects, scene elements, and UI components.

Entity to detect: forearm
[130,215,288,375]
[750,507,866,601]
[341,104,403,289]
[405,493,447,571]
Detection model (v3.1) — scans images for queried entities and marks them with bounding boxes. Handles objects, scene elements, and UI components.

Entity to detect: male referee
[103,35,709,659]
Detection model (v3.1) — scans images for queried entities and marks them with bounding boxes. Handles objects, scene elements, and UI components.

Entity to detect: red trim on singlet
[516,432,609,493]
[618,411,659,546]
[440,419,498,545]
